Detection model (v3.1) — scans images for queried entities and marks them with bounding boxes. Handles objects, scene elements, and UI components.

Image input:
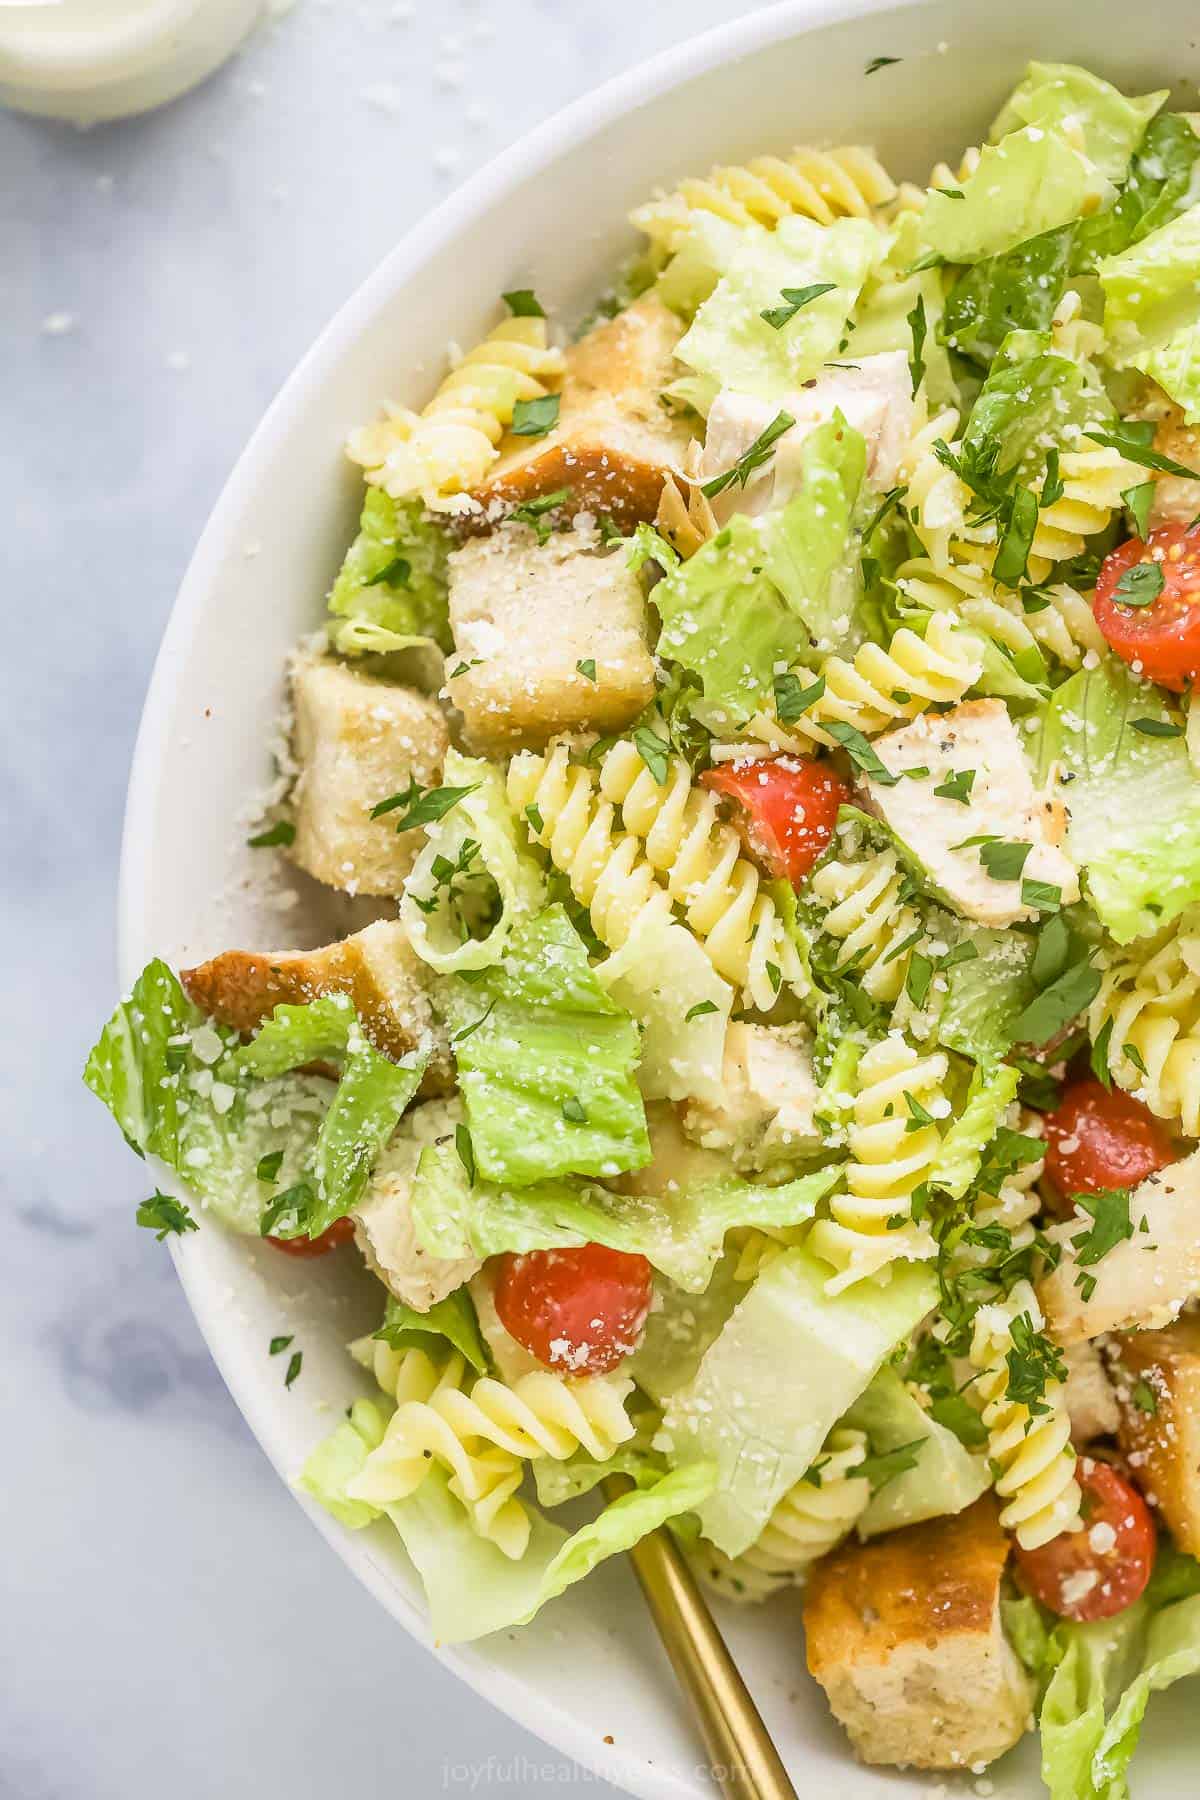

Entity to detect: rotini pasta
[894,555,1107,674]
[969,1281,1082,1551]
[346,315,565,511]
[348,1339,636,1559]
[738,613,981,753]
[508,739,804,1012]
[1089,912,1200,1135]
[808,1034,947,1292]
[632,146,897,251]
[655,472,718,560]
[695,1429,871,1602]
[808,849,923,1003]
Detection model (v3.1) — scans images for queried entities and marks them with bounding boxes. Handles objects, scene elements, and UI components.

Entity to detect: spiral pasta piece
[808,1034,947,1292]
[695,1429,871,1602]
[808,851,923,1003]
[742,613,981,754]
[508,741,803,1011]
[970,1282,1082,1551]
[895,555,1106,673]
[347,1342,531,1556]
[349,1340,637,1559]
[346,316,565,511]
[1090,913,1200,1136]
[632,146,896,250]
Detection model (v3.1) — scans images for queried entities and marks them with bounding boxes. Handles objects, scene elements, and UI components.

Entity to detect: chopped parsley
[1040,448,1064,510]
[822,720,898,784]
[511,393,560,438]
[858,1438,924,1492]
[954,837,1032,882]
[364,554,411,588]
[136,1191,198,1241]
[773,671,825,724]
[759,282,837,329]
[904,1091,935,1131]
[284,1350,303,1389]
[451,1000,497,1045]
[269,1335,294,1356]
[1132,1378,1159,1416]
[1084,420,1200,482]
[256,1150,285,1184]
[455,1123,476,1185]
[1005,1312,1068,1416]
[369,779,479,831]
[576,658,597,682]
[561,1095,588,1124]
[1123,481,1156,538]
[906,292,927,399]
[633,726,670,786]
[1070,1187,1134,1267]
[905,951,934,1009]
[1132,716,1184,737]
[864,54,901,74]
[247,819,295,849]
[1021,877,1063,915]
[993,484,1039,589]
[1010,958,1101,1045]
[510,487,573,542]
[524,802,545,834]
[1090,1016,1114,1089]
[1113,562,1165,608]
[700,410,796,499]
[502,289,544,317]
[933,768,975,805]
[685,1000,719,1022]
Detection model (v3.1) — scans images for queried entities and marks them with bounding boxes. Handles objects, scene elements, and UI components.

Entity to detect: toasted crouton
[181,918,448,1080]
[1110,1314,1200,1557]
[446,526,656,751]
[1064,1341,1120,1446]
[466,294,692,527]
[289,655,449,896]
[1038,1150,1200,1343]
[682,1024,821,1171]
[1146,398,1200,528]
[803,1496,1033,1771]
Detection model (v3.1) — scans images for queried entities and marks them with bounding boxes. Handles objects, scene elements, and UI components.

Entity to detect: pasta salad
[89,60,1200,1790]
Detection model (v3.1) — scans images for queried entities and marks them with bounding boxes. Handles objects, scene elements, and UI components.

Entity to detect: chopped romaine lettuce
[1080,113,1200,262]
[654,213,750,319]
[327,489,451,657]
[942,226,1077,367]
[627,1252,749,1403]
[842,1366,989,1537]
[760,418,868,656]
[596,911,733,1107]
[297,1397,393,1529]
[852,247,959,405]
[383,1459,716,1643]
[441,905,649,1186]
[661,1246,935,1556]
[401,747,545,975]
[1100,202,1200,419]
[918,129,1106,266]
[305,1037,426,1233]
[410,1137,839,1294]
[372,1289,488,1373]
[931,1060,1021,1199]
[961,339,1110,491]
[674,214,882,404]
[227,992,357,1079]
[990,62,1165,183]
[1041,659,1200,941]
[934,927,1038,1062]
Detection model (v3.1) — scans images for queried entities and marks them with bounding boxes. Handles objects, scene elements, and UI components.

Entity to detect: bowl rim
[117,1,897,1793]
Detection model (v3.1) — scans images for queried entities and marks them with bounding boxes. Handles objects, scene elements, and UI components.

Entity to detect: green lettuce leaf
[990,63,1165,183]
[297,1397,392,1530]
[674,214,882,403]
[627,1251,749,1404]
[842,1366,989,1537]
[596,911,733,1106]
[932,1060,1021,1199]
[654,418,868,725]
[400,746,545,975]
[918,128,1107,266]
[661,1246,935,1555]
[306,1038,426,1232]
[852,243,958,404]
[1100,201,1200,419]
[372,1289,487,1373]
[84,959,332,1233]
[1042,658,1200,941]
[410,1137,839,1294]
[442,905,649,1186]
[1092,1594,1200,1792]
[385,1460,717,1643]
[327,489,451,657]
[934,927,1038,1062]
[942,226,1077,367]
[961,340,1110,491]
[227,993,357,1079]
[1078,114,1200,262]
[654,213,750,319]
[533,1408,662,1508]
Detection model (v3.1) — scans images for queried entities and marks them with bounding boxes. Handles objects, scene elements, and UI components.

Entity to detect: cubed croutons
[445,525,656,751]
[181,917,448,1079]
[1110,1314,1200,1557]
[289,655,448,896]
[865,700,1078,928]
[1064,1341,1120,1446]
[352,1098,480,1309]
[466,294,692,527]
[803,1496,1034,1771]
[682,1024,821,1171]
[1038,1150,1200,1343]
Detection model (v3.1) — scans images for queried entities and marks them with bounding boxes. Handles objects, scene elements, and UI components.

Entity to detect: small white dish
[117,2,1200,1793]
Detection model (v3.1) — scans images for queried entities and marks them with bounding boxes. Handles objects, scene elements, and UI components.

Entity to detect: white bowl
[118,3,1200,1794]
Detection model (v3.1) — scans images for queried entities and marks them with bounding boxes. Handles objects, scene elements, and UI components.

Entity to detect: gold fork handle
[603,1475,798,1800]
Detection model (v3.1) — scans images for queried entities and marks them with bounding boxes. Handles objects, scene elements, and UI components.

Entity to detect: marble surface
[0,3,763,1796]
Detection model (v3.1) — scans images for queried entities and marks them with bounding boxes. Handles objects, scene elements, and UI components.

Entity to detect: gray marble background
[1,2,765,1795]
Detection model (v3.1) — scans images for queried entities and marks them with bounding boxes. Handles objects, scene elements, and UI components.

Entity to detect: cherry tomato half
[1014,1458,1156,1622]
[494,1244,653,1375]
[701,756,849,887]
[1043,1078,1174,1213]
[266,1217,356,1258]
[1093,522,1200,692]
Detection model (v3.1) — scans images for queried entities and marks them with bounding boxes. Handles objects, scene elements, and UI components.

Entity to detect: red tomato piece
[701,756,850,887]
[1014,1458,1156,1622]
[494,1244,653,1375]
[1093,522,1200,692]
[266,1216,356,1258]
[1043,1078,1174,1212]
